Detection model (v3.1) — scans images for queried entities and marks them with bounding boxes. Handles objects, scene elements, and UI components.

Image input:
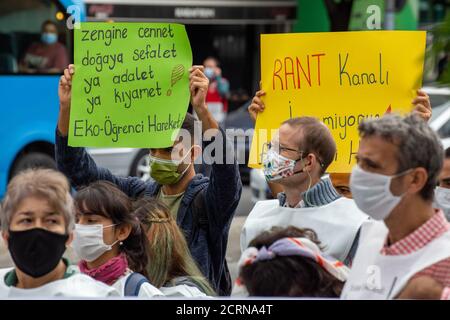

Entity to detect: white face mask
[434,187,450,220]
[350,165,411,220]
[71,224,119,262]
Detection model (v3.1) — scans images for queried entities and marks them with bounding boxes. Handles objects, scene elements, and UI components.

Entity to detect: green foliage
[431,11,450,84]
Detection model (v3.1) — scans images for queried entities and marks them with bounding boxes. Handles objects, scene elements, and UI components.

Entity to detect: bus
[0,1,86,198]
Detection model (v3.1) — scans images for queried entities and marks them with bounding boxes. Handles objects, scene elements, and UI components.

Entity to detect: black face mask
[8,228,69,278]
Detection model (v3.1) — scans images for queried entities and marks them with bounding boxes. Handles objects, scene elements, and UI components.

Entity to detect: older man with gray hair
[341,114,450,300]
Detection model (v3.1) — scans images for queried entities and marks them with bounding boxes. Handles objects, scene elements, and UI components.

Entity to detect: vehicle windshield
[430,94,450,108]
[431,102,450,122]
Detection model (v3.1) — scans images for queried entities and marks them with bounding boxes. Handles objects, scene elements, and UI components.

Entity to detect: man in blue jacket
[56,64,242,295]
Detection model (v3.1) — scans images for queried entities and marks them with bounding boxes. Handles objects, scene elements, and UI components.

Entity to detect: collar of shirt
[278,176,341,208]
[381,209,450,256]
[4,258,75,287]
[159,189,185,199]
[282,199,305,209]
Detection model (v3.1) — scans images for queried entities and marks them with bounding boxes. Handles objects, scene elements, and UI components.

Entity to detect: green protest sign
[68,22,193,148]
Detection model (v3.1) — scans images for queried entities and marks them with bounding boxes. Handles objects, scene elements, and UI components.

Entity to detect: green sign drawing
[69,22,193,148]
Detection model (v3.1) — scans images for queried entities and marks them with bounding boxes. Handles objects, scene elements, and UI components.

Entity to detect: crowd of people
[0,62,448,300]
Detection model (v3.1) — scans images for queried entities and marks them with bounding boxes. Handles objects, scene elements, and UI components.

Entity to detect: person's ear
[66,232,73,247]
[192,145,202,162]
[300,153,315,172]
[406,168,428,195]
[116,223,132,242]
[2,231,9,249]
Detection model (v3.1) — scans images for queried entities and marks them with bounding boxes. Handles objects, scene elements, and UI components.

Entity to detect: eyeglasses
[266,142,304,155]
[260,141,304,163]
[271,142,304,154]
[260,141,325,168]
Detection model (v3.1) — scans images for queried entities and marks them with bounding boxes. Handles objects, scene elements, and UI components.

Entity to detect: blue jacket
[55,128,242,295]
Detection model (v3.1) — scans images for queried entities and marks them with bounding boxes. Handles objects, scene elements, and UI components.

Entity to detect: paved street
[0,186,255,284]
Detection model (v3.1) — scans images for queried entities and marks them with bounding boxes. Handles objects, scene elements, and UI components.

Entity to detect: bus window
[0,0,69,74]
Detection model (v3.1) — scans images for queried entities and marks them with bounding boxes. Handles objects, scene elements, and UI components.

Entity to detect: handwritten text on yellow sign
[249,31,426,172]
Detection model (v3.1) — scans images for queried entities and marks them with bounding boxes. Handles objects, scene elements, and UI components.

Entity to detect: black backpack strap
[124,272,150,297]
[191,186,208,229]
[219,260,232,296]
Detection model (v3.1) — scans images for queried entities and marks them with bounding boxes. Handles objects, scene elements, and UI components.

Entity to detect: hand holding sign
[412,90,432,121]
[58,64,75,136]
[248,89,266,123]
[59,65,74,109]
[189,66,209,113]
[189,65,219,132]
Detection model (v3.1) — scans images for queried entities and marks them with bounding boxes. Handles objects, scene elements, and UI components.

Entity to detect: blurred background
[0,0,449,281]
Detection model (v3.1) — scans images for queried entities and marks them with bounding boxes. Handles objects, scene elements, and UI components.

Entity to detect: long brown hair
[133,197,215,295]
[74,181,149,278]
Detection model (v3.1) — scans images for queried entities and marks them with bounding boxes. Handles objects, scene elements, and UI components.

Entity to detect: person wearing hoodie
[56,64,242,295]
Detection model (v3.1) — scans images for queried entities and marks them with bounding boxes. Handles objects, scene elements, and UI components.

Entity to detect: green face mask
[149,149,192,185]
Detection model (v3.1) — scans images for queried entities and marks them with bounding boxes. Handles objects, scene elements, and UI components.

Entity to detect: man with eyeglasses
[240,115,368,265]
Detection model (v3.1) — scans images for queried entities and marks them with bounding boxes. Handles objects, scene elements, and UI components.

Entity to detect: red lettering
[272,53,325,90]
[296,56,311,88]
[273,59,283,90]
[284,57,295,90]
[312,53,325,86]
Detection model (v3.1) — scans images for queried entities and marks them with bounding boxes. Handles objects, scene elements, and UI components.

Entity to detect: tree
[432,11,450,84]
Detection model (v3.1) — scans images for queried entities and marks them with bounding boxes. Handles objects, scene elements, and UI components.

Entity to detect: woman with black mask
[0,169,119,298]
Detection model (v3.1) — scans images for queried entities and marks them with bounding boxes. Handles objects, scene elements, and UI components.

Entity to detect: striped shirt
[381,210,450,300]
[277,176,341,208]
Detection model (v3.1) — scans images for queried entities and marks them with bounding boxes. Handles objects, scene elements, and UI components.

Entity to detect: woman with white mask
[71,181,163,297]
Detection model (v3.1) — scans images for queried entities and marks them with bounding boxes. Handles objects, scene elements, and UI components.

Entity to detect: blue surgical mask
[41,32,58,45]
[204,67,215,79]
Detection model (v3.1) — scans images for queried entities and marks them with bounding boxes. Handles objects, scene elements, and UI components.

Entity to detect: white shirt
[241,197,368,262]
[159,284,209,298]
[341,220,450,300]
[111,270,163,298]
[0,266,119,298]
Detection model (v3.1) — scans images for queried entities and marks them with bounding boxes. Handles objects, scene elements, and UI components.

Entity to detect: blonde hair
[1,169,74,232]
[133,198,215,296]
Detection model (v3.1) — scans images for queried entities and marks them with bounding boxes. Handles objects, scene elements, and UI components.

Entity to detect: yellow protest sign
[249,31,426,172]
